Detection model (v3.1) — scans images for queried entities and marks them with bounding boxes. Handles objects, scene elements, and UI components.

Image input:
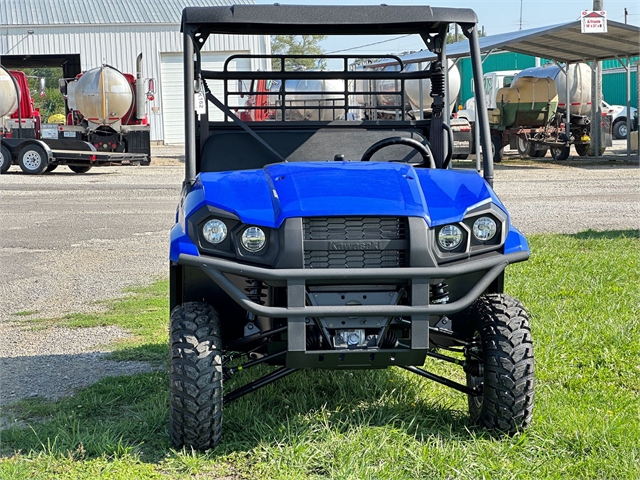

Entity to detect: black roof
[181,4,478,35]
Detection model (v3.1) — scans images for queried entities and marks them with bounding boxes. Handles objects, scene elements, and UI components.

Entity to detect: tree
[446,28,486,44]
[270,35,327,70]
[21,67,66,119]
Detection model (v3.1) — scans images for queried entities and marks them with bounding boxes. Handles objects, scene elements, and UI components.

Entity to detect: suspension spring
[380,330,399,349]
[430,282,449,304]
[429,61,445,98]
[306,327,322,350]
[244,278,267,322]
[463,360,482,377]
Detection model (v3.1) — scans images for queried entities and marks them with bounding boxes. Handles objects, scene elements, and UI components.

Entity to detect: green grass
[12,311,39,317]
[1,230,639,479]
[27,281,170,364]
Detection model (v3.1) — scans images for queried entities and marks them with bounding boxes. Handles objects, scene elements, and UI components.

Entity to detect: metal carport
[376,20,640,159]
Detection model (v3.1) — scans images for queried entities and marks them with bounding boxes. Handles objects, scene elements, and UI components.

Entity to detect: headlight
[438,224,463,250]
[202,219,227,244]
[473,217,497,241]
[241,226,266,252]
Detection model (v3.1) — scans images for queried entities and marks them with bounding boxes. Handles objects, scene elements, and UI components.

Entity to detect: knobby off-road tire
[169,302,223,451]
[466,294,534,434]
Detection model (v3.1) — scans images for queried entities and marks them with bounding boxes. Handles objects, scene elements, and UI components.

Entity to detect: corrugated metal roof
[372,20,640,65]
[0,0,254,26]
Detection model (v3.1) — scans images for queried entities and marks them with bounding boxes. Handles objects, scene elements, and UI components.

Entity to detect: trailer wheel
[0,145,11,174]
[516,137,532,158]
[550,145,570,161]
[575,144,589,156]
[18,145,49,174]
[169,302,223,451]
[491,135,503,163]
[533,148,548,158]
[550,134,570,161]
[466,293,534,434]
[68,166,92,174]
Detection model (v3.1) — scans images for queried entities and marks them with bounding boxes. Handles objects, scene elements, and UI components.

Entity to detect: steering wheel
[360,137,436,168]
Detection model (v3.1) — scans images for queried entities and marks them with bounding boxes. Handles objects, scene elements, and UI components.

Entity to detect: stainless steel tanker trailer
[1,64,149,174]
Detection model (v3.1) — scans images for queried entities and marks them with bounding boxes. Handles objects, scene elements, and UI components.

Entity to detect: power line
[327,34,412,54]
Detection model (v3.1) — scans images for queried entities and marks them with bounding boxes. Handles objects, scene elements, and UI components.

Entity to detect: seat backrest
[199,123,429,172]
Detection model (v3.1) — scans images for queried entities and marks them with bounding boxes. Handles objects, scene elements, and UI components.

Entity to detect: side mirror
[146,78,155,101]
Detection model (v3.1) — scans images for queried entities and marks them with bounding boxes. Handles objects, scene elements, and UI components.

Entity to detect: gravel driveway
[0,143,638,408]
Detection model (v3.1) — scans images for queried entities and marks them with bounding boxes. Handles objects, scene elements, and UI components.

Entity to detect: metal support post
[566,63,571,155]
[184,30,196,184]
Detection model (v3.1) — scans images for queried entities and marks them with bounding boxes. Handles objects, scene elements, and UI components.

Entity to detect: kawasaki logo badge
[329,241,382,250]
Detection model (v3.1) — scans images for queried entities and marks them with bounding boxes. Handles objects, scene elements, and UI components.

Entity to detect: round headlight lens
[473,217,497,241]
[438,224,463,250]
[202,219,227,244]
[241,226,266,252]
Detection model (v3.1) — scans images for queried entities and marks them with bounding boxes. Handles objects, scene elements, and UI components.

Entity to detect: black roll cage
[181,4,495,186]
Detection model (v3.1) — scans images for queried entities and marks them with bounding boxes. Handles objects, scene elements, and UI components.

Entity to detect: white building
[0,0,270,144]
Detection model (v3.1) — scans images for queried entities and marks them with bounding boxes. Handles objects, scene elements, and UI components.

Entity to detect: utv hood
[187,162,505,228]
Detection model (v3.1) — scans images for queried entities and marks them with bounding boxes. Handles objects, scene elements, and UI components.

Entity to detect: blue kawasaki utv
[170,4,533,450]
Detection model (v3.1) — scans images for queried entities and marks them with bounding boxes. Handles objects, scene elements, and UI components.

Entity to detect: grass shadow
[1,358,483,464]
[566,229,639,240]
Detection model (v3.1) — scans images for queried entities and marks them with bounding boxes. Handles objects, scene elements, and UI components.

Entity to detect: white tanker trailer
[1,62,150,175]
[358,59,462,119]
[514,63,592,116]
[59,54,154,156]
[251,58,471,157]
[0,66,19,119]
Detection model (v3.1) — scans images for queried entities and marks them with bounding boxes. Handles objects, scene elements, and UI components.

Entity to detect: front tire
[612,120,627,140]
[18,145,49,174]
[169,302,223,451]
[466,294,534,433]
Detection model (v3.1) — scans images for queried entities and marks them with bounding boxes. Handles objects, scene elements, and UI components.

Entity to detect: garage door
[160,52,251,144]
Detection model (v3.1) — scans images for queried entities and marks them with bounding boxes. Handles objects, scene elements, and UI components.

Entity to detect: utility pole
[624,8,628,24]
[519,0,523,30]
[590,0,604,156]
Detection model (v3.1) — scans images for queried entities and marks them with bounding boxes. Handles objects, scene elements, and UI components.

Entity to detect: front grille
[304,217,406,240]
[303,217,408,269]
[304,250,406,269]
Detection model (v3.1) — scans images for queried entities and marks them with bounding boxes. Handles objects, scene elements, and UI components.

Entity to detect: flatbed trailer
[0,137,149,174]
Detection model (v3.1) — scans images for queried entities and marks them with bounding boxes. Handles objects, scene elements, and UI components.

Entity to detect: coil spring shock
[429,61,445,98]
[430,282,449,304]
[244,278,267,322]
[429,61,445,117]
[380,330,398,349]
[306,327,322,350]
[463,360,482,377]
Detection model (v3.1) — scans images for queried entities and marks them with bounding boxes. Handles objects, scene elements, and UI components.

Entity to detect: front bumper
[177,250,529,367]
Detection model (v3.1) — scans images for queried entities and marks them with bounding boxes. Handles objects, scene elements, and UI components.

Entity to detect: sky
[254,0,638,56]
